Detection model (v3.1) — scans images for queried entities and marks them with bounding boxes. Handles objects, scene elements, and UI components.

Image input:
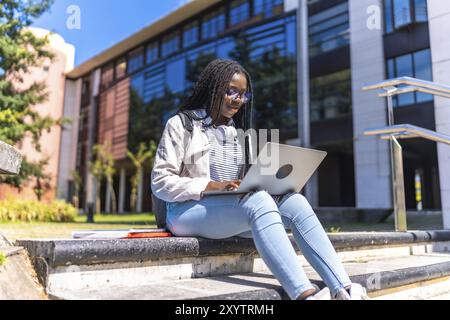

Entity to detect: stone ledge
[0,141,22,175]
[16,230,450,268]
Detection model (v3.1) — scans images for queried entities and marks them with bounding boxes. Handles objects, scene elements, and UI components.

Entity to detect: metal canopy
[362,77,450,232]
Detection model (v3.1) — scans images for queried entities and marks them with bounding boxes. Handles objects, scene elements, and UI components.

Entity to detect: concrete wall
[56,79,82,201]
[84,69,102,211]
[428,0,450,229]
[349,0,392,209]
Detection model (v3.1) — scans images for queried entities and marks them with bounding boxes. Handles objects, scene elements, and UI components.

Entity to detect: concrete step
[15,231,450,299]
[372,275,450,300]
[0,238,47,300]
[46,253,450,300]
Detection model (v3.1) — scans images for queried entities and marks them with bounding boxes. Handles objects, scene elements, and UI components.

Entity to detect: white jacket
[151,109,252,203]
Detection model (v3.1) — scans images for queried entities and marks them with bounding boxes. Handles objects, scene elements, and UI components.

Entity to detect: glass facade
[230,0,250,26]
[384,0,428,33]
[161,32,179,57]
[74,0,442,212]
[386,48,433,107]
[183,22,199,48]
[414,0,428,22]
[128,47,144,74]
[254,0,284,18]
[146,42,159,64]
[310,69,352,121]
[309,2,350,57]
[126,13,297,152]
[202,8,226,40]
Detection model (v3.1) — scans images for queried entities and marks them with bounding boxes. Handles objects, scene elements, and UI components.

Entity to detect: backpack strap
[177,110,196,133]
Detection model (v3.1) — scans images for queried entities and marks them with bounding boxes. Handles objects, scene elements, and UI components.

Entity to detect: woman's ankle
[296,288,317,300]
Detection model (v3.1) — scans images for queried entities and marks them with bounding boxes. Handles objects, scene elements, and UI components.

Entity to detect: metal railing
[362,77,450,232]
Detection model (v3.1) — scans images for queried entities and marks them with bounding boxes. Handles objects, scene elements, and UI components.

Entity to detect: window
[414,0,428,22]
[217,39,235,59]
[309,2,350,57]
[101,63,114,90]
[146,42,159,64]
[161,32,179,57]
[393,0,412,28]
[115,57,127,79]
[183,22,199,48]
[128,47,144,74]
[384,0,394,33]
[386,48,433,107]
[202,8,226,40]
[81,77,91,106]
[310,69,352,121]
[142,65,165,103]
[166,58,186,93]
[230,0,250,26]
[254,0,284,18]
[241,16,298,141]
[384,0,428,33]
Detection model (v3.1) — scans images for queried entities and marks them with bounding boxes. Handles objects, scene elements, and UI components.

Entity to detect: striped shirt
[204,119,244,182]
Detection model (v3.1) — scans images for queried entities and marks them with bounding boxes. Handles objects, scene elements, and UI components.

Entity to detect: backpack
[152,110,197,228]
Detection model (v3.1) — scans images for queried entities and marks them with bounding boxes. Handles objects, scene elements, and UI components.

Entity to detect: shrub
[0,198,76,223]
[0,252,5,266]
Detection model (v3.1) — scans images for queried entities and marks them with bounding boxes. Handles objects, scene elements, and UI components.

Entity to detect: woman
[151,59,368,300]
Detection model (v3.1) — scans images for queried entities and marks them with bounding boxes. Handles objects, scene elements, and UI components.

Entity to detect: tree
[32,157,51,201]
[70,170,82,209]
[127,141,156,213]
[88,143,116,215]
[229,34,298,142]
[0,0,64,191]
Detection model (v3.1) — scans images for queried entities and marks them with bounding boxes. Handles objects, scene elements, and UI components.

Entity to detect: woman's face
[218,72,248,121]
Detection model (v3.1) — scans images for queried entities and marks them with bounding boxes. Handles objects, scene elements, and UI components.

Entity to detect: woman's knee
[279,193,315,221]
[241,190,279,220]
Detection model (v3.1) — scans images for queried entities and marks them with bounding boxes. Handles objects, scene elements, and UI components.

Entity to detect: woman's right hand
[204,180,241,192]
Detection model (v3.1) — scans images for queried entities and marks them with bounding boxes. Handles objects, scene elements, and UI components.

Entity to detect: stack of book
[72,228,172,239]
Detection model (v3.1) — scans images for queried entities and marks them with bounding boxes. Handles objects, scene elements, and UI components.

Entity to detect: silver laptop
[202,142,327,196]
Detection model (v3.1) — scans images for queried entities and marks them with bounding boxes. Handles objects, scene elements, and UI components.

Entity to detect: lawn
[0,213,157,241]
[0,211,443,241]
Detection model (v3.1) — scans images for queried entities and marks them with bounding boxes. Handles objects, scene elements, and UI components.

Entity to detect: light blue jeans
[166,190,352,299]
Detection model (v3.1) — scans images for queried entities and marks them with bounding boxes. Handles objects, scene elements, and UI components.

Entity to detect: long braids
[181,59,253,132]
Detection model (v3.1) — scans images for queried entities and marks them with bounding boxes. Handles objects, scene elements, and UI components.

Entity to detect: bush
[0,198,77,223]
[0,252,5,266]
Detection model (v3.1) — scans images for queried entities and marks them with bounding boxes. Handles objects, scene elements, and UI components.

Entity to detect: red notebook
[72,228,172,239]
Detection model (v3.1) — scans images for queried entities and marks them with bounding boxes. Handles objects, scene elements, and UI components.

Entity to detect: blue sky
[32,0,188,66]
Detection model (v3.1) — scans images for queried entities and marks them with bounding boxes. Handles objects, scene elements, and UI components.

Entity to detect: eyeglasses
[225,88,252,103]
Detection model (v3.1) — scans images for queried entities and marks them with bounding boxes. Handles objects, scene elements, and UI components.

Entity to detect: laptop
[202,142,327,196]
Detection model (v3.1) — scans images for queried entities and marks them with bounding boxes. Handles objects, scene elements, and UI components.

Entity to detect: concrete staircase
[16,230,450,300]
[0,234,47,300]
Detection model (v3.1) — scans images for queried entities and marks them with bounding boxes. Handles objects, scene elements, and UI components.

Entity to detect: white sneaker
[348,283,370,300]
[333,283,370,300]
[305,287,332,300]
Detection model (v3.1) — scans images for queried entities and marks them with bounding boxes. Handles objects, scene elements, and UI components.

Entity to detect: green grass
[0,211,443,241]
[0,213,157,241]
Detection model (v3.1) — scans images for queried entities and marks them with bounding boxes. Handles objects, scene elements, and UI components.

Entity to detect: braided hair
[181,59,253,131]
